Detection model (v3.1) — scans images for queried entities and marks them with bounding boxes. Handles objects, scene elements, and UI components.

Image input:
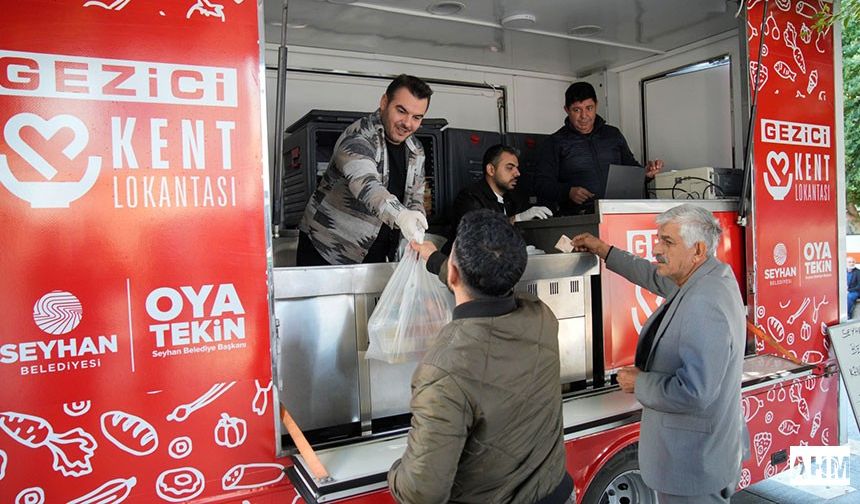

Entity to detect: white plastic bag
[366,249,453,363]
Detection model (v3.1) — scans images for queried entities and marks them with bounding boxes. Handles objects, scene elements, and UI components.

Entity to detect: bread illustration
[100,411,158,456]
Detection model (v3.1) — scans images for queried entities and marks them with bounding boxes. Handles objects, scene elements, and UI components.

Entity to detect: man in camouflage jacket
[298,75,432,265]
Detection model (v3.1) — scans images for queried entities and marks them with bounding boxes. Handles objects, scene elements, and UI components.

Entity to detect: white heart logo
[0,113,101,208]
[763,150,792,201]
[631,285,664,334]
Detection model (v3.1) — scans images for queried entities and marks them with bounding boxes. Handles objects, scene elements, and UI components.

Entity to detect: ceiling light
[325,0,358,5]
[500,12,536,29]
[427,1,464,16]
[568,25,603,37]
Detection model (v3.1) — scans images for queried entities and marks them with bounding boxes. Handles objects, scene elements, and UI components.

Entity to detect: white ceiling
[264,0,742,76]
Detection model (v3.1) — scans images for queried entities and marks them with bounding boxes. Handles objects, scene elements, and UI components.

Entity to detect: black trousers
[296,229,399,266]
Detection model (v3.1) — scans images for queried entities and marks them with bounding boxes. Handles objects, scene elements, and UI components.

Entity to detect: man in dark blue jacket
[848,256,860,317]
[535,82,663,215]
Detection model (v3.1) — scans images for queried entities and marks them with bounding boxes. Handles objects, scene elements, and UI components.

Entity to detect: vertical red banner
[744,0,840,485]
[746,0,837,370]
[0,2,282,502]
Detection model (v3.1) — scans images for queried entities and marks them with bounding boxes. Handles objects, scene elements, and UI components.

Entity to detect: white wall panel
[281,72,501,131]
[612,32,744,170]
[509,75,573,134]
[263,44,577,160]
[643,62,733,170]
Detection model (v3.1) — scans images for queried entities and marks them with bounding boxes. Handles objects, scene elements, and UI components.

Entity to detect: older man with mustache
[572,203,746,503]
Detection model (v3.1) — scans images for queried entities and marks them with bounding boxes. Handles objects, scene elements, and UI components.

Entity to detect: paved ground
[733,384,860,503]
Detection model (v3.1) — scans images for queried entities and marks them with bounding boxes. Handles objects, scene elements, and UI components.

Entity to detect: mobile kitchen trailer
[0,1,847,503]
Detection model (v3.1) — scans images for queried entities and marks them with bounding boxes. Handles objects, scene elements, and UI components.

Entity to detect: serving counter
[273,252,601,451]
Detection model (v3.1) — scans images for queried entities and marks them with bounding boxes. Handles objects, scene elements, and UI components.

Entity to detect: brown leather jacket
[388,294,569,503]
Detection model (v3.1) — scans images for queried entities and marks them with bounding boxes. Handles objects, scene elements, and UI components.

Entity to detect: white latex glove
[513,206,553,222]
[395,209,428,244]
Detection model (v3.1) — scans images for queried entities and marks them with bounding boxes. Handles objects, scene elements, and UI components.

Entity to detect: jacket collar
[477,177,507,203]
[453,294,517,320]
[371,109,421,153]
[643,256,723,368]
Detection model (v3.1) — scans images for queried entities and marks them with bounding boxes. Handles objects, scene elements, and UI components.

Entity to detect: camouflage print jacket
[299,110,426,264]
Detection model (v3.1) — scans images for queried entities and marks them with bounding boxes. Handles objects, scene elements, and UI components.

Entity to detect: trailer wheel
[581,443,657,504]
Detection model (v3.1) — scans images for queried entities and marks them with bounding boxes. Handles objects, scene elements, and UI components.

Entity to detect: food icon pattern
[0,411,97,477]
[749,61,769,91]
[810,411,822,437]
[742,52,839,481]
[794,1,818,19]
[222,462,286,490]
[0,0,294,502]
[740,374,839,485]
[252,380,273,416]
[167,382,235,422]
[747,0,831,104]
[156,466,205,502]
[83,0,133,10]
[0,380,286,501]
[742,396,764,421]
[214,413,248,448]
[14,487,44,504]
[738,468,752,489]
[753,431,772,466]
[168,437,193,459]
[777,419,800,435]
[67,476,136,504]
[63,402,92,418]
[100,411,159,456]
[186,0,225,21]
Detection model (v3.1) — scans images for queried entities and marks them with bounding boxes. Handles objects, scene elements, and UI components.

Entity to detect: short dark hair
[386,74,433,103]
[564,81,597,107]
[453,209,527,297]
[482,144,520,175]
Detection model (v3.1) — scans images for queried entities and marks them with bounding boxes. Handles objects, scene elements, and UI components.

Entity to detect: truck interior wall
[642,61,733,170]
[609,31,746,171]
[263,44,576,161]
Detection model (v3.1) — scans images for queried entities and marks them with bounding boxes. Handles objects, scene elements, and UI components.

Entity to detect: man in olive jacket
[388,209,573,504]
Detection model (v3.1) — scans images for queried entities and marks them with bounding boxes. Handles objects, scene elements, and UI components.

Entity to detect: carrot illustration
[0,411,97,477]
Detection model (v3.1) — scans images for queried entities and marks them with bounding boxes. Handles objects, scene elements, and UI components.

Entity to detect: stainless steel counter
[274,253,600,452]
[286,353,814,503]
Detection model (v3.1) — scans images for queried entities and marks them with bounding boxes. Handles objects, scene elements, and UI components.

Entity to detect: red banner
[746,0,838,366]
[0,2,282,502]
[739,374,840,488]
[599,210,745,371]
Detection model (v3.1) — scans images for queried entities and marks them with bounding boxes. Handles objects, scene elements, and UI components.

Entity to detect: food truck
[0,0,848,503]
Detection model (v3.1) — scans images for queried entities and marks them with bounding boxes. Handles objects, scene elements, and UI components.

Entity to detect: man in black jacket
[442,144,552,254]
[535,82,663,215]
